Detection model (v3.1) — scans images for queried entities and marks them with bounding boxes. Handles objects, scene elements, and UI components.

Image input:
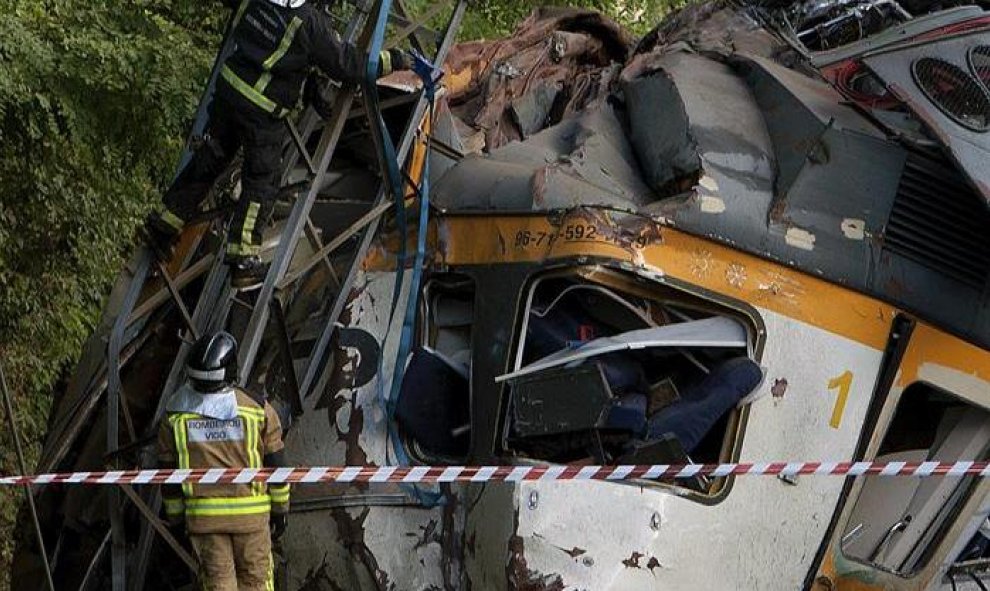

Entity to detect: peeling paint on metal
[330,506,391,590]
[772,378,789,399]
[840,218,866,241]
[622,551,645,568]
[698,174,719,192]
[507,534,566,591]
[699,194,726,213]
[785,227,816,251]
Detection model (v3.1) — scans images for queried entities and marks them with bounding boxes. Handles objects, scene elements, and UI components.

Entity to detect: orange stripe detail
[362,213,990,381]
[896,322,990,386]
[433,213,896,349]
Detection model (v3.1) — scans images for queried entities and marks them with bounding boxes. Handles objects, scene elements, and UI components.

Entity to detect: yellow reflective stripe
[235,201,261,257]
[256,17,303,93]
[161,210,184,231]
[185,494,271,517]
[266,552,275,591]
[270,484,290,504]
[170,414,194,497]
[239,410,265,496]
[221,66,284,115]
[238,405,272,497]
[253,417,265,496]
[228,242,261,256]
[247,414,259,467]
[185,495,271,507]
[379,49,392,77]
[267,552,275,591]
[185,503,271,517]
[237,405,266,417]
[163,497,185,517]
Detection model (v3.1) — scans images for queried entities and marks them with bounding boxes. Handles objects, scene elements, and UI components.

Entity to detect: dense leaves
[0,0,224,583]
[457,0,683,37]
[0,0,680,585]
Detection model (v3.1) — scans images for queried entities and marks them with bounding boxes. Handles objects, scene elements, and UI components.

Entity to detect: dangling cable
[368,44,445,506]
[387,52,445,506]
[362,0,408,319]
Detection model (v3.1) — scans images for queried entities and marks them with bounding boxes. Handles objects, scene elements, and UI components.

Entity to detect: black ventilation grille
[912,57,990,132]
[885,149,990,289]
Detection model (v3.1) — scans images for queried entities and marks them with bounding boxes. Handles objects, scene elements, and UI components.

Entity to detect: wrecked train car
[13,1,990,590]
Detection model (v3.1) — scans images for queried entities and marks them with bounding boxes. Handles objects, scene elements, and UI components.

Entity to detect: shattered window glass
[912,57,990,132]
[500,269,764,495]
[395,275,474,462]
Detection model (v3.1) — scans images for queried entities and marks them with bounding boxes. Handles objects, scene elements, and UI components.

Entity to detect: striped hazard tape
[2,461,990,486]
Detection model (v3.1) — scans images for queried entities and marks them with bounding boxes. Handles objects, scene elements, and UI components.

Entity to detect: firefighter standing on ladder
[158,331,288,590]
[144,0,408,288]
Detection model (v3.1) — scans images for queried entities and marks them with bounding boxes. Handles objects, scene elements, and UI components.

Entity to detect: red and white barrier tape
[2,461,990,486]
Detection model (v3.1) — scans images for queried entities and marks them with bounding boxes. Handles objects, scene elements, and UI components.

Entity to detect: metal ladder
[34,1,470,589]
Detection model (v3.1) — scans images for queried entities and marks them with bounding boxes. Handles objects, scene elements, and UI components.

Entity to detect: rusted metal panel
[444,9,631,151]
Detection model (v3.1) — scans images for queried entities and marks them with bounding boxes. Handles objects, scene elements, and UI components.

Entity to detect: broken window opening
[395,274,474,462]
[500,268,763,496]
[946,513,990,590]
[841,382,990,577]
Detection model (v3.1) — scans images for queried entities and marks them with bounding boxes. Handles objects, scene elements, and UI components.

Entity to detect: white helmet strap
[267,0,306,7]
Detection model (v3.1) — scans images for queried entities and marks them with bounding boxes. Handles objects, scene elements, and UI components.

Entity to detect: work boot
[227,255,269,290]
[140,212,181,260]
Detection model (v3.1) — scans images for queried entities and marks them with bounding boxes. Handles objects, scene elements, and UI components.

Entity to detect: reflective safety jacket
[218,0,364,118]
[158,387,289,534]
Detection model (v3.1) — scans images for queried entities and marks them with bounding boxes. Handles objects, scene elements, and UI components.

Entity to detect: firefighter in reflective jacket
[158,331,289,591]
[144,0,408,288]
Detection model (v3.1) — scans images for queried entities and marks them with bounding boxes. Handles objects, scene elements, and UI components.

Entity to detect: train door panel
[813,323,990,590]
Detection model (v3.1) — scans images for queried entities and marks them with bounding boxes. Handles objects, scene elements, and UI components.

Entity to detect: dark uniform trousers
[157,0,388,259]
[162,90,283,258]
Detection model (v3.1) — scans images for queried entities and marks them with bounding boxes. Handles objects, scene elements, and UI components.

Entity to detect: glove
[377,48,411,78]
[270,513,287,541]
[408,49,443,100]
[168,521,186,542]
[303,71,335,119]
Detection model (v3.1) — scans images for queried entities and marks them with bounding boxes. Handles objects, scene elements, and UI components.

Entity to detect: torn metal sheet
[433,106,655,211]
[497,316,747,383]
[444,8,631,151]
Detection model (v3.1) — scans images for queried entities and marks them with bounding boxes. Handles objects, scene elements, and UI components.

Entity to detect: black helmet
[186,331,238,392]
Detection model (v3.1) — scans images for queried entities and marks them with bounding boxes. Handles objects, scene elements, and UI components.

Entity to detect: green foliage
[457,0,682,38]
[0,0,224,585]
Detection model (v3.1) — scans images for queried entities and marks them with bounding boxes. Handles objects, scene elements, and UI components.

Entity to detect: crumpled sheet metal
[444,8,632,152]
[432,105,654,212]
[623,51,776,237]
[434,5,783,216]
[628,0,786,75]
